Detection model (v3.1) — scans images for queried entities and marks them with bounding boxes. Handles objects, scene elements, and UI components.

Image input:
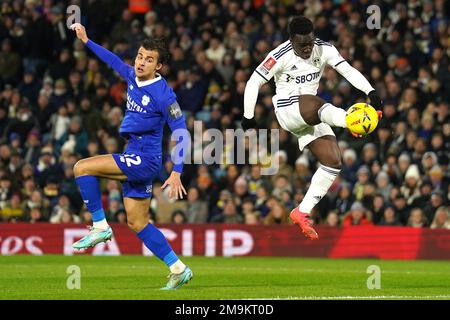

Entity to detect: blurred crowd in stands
[0,0,449,228]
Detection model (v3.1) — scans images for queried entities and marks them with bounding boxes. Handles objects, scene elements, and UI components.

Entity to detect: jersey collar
[135,73,162,87]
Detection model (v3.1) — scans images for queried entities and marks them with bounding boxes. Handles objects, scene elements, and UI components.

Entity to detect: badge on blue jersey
[168,101,183,119]
[142,95,150,106]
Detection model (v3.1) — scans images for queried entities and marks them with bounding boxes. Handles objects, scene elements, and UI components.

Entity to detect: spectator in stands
[407,207,428,228]
[430,206,450,229]
[0,193,24,221]
[401,164,422,205]
[375,171,392,201]
[106,197,123,222]
[24,189,49,220]
[210,199,243,224]
[424,191,446,223]
[272,151,293,181]
[254,186,270,217]
[114,209,127,224]
[171,210,187,224]
[185,186,208,223]
[428,165,446,192]
[49,193,72,221]
[247,164,271,197]
[50,208,81,223]
[334,182,354,215]
[242,197,261,218]
[244,211,261,225]
[264,201,290,225]
[324,210,340,227]
[378,205,403,226]
[390,193,409,225]
[23,129,42,165]
[271,174,292,200]
[0,38,21,84]
[353,166,371,202]
[342,202,373,227]
[55,115,88,157]
[27,207,45,223]
[0,175,13,210]
[371,193,386,225]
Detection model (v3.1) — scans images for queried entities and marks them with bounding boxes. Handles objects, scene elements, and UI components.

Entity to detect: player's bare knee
[127,219,147,233]
[73,160,88,177]
[322,156,342,170]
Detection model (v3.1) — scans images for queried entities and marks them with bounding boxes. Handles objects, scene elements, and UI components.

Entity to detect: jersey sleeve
[254,49,285,82]
[160,89,188,173]
[323,45,347,69]
[86,40,132,79]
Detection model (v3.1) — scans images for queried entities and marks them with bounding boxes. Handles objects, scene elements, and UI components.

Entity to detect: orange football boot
[290,207,319,240]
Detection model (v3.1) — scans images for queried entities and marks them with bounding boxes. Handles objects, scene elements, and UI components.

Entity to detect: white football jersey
[255,39,346,104]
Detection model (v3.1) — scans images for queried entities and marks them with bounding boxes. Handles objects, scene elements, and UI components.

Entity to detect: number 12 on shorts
[119,154,142,167]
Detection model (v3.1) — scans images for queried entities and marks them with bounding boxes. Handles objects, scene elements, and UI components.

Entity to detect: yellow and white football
[345,103,379,135]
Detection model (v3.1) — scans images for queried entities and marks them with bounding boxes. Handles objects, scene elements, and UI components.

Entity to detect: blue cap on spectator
[9,132,20,142]
[34,6,44,14]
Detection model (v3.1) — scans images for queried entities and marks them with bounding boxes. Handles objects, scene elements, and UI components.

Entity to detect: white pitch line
[242,295,450,300]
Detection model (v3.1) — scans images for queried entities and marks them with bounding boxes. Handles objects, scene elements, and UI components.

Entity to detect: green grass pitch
[1,255,450,300]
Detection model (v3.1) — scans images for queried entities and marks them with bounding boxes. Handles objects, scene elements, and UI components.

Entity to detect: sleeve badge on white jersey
[258,57,277,75]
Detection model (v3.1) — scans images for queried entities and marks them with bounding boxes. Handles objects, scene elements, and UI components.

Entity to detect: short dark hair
[288,16,314,37]
[139,38,169,64]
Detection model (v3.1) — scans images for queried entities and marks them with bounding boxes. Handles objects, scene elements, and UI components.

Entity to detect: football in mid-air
[345,103,379,135]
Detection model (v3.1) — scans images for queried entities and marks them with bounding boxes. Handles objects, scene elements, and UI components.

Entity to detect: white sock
[170,259,186,274]
[318,103,347,128]
[93,219,109,230]
[299,164,340,213]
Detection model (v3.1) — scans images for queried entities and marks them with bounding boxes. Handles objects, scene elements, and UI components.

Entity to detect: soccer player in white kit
[242,16,382,240]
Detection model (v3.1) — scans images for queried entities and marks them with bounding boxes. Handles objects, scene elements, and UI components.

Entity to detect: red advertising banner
[1,224,450,260]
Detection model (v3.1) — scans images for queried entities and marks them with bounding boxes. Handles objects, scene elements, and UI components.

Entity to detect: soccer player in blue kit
[70,23,192,290]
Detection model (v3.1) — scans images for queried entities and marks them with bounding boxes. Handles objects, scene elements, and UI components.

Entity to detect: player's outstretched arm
[161,100,188,200]
[70,23,130,79]
[242,50,280,130]
[242,72,267,130]
[325,45,382,110]
[334,61,382,109]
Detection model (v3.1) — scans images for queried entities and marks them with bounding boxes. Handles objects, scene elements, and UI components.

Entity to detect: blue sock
[137,224,179,267]
[75,175,106,222]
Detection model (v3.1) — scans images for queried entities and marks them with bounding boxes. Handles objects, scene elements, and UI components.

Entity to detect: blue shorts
[112,151,162,198]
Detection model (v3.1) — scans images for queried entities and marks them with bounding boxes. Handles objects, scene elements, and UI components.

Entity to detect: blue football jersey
[86,40,186,172]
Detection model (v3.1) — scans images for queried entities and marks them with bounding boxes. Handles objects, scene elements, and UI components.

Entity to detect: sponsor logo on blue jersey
[126,93,147,113]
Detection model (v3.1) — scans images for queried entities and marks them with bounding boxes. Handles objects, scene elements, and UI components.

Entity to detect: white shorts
[273,94,335,151]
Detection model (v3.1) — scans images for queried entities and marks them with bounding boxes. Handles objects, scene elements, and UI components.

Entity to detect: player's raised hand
[368,90,383,110]
[161,172,187,200]
[241,116,256,131]
[70,23,89,44]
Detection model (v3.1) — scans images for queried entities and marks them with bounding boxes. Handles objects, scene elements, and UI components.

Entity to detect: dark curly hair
[288,16,314,37]
[139,38,169,64]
